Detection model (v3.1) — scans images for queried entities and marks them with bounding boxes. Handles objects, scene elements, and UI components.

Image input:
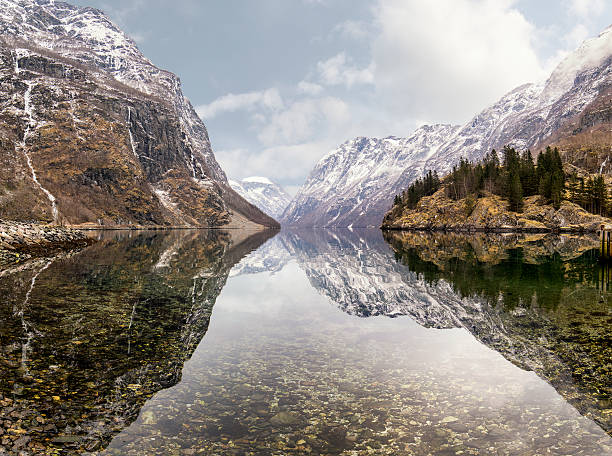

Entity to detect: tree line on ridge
[394,146,611,217]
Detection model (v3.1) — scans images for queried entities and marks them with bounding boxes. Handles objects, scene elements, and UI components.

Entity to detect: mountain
[229,176,292,220]
[281,126,458,227]
[0,0,278,228]
[282,25,612,227]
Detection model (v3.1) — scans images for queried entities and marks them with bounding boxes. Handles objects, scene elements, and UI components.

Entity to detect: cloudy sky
[71,0,612,195]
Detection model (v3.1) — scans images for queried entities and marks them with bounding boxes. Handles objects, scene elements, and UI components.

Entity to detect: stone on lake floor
[270,411,300,426]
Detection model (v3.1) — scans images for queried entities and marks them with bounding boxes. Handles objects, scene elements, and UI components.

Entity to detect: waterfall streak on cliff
[127,107,140,160]
[20,80,59,222]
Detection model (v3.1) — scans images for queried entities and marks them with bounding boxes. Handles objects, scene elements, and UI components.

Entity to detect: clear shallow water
[0,229,610,455]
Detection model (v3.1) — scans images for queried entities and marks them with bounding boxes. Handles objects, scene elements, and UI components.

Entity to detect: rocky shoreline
[382,191,611,233]
[0,221,95,266]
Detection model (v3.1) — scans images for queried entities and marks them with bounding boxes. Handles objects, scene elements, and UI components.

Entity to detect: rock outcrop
[0,220,93,266]
[381,189,610,232]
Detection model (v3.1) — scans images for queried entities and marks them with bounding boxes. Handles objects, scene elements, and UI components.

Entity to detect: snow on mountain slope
[281,125,459,227]
[229,177,292,220]
[282,25,612,227]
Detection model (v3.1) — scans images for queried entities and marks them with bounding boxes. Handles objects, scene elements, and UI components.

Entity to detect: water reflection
[284,229,611,436]
[384,231,612,436]
[1,228,611,455]
[0,229,273,454]
[102,229,611,455]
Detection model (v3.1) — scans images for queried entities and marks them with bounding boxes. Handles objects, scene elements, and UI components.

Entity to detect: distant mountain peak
[230,177,291,220]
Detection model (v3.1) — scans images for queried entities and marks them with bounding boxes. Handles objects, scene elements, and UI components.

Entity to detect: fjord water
[0,230,611,455]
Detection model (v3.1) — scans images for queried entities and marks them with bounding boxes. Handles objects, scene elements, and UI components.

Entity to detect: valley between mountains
[0,3,611,455]
[0,0,610,236]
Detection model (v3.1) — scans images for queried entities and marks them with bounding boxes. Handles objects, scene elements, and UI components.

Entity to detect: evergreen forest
[394,146,611,216]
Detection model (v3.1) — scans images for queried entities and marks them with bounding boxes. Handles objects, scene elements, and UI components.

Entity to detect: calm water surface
[0,229,610,455]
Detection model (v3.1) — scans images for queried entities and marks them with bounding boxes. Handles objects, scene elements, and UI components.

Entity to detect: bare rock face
[0,0,278,228]
[283,26,612,228]
[381,189,610,232]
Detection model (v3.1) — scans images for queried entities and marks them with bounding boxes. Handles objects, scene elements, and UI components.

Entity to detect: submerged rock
[270,411,301,427]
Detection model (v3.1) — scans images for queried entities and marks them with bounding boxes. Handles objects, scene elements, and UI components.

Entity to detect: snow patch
[229,176,291,219]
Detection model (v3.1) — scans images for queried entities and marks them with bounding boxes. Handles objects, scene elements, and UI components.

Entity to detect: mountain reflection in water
[383,231,611,434]
[0,228,610,455]
[103,229,610,455]
[0,229,273,454]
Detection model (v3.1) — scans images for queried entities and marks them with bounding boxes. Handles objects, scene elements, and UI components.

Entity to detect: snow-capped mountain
[0,0,277,228]
[282,25,612,227]
[281,125,458,227]
[0,0,225,182]
[229,176,292,220]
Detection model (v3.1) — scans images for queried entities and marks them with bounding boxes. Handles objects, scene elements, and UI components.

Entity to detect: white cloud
[196,88,283,119]
[215,95,355,185]
[333,20,371,40]
[371,0,546,124]
[565,23,590,48]
[568,0,604,19]
[216,140,339,184]
[316,52,375,88]
[258,97,350,146]
[297,81,324,95]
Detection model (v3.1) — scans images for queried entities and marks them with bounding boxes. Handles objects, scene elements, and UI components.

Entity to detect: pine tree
[520,150,537,196]
[550,172,563,209]
[567,172,580,204]
[508,171,523,212]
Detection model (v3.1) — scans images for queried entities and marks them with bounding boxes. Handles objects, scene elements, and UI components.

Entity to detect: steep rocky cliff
[0,0,278,228]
